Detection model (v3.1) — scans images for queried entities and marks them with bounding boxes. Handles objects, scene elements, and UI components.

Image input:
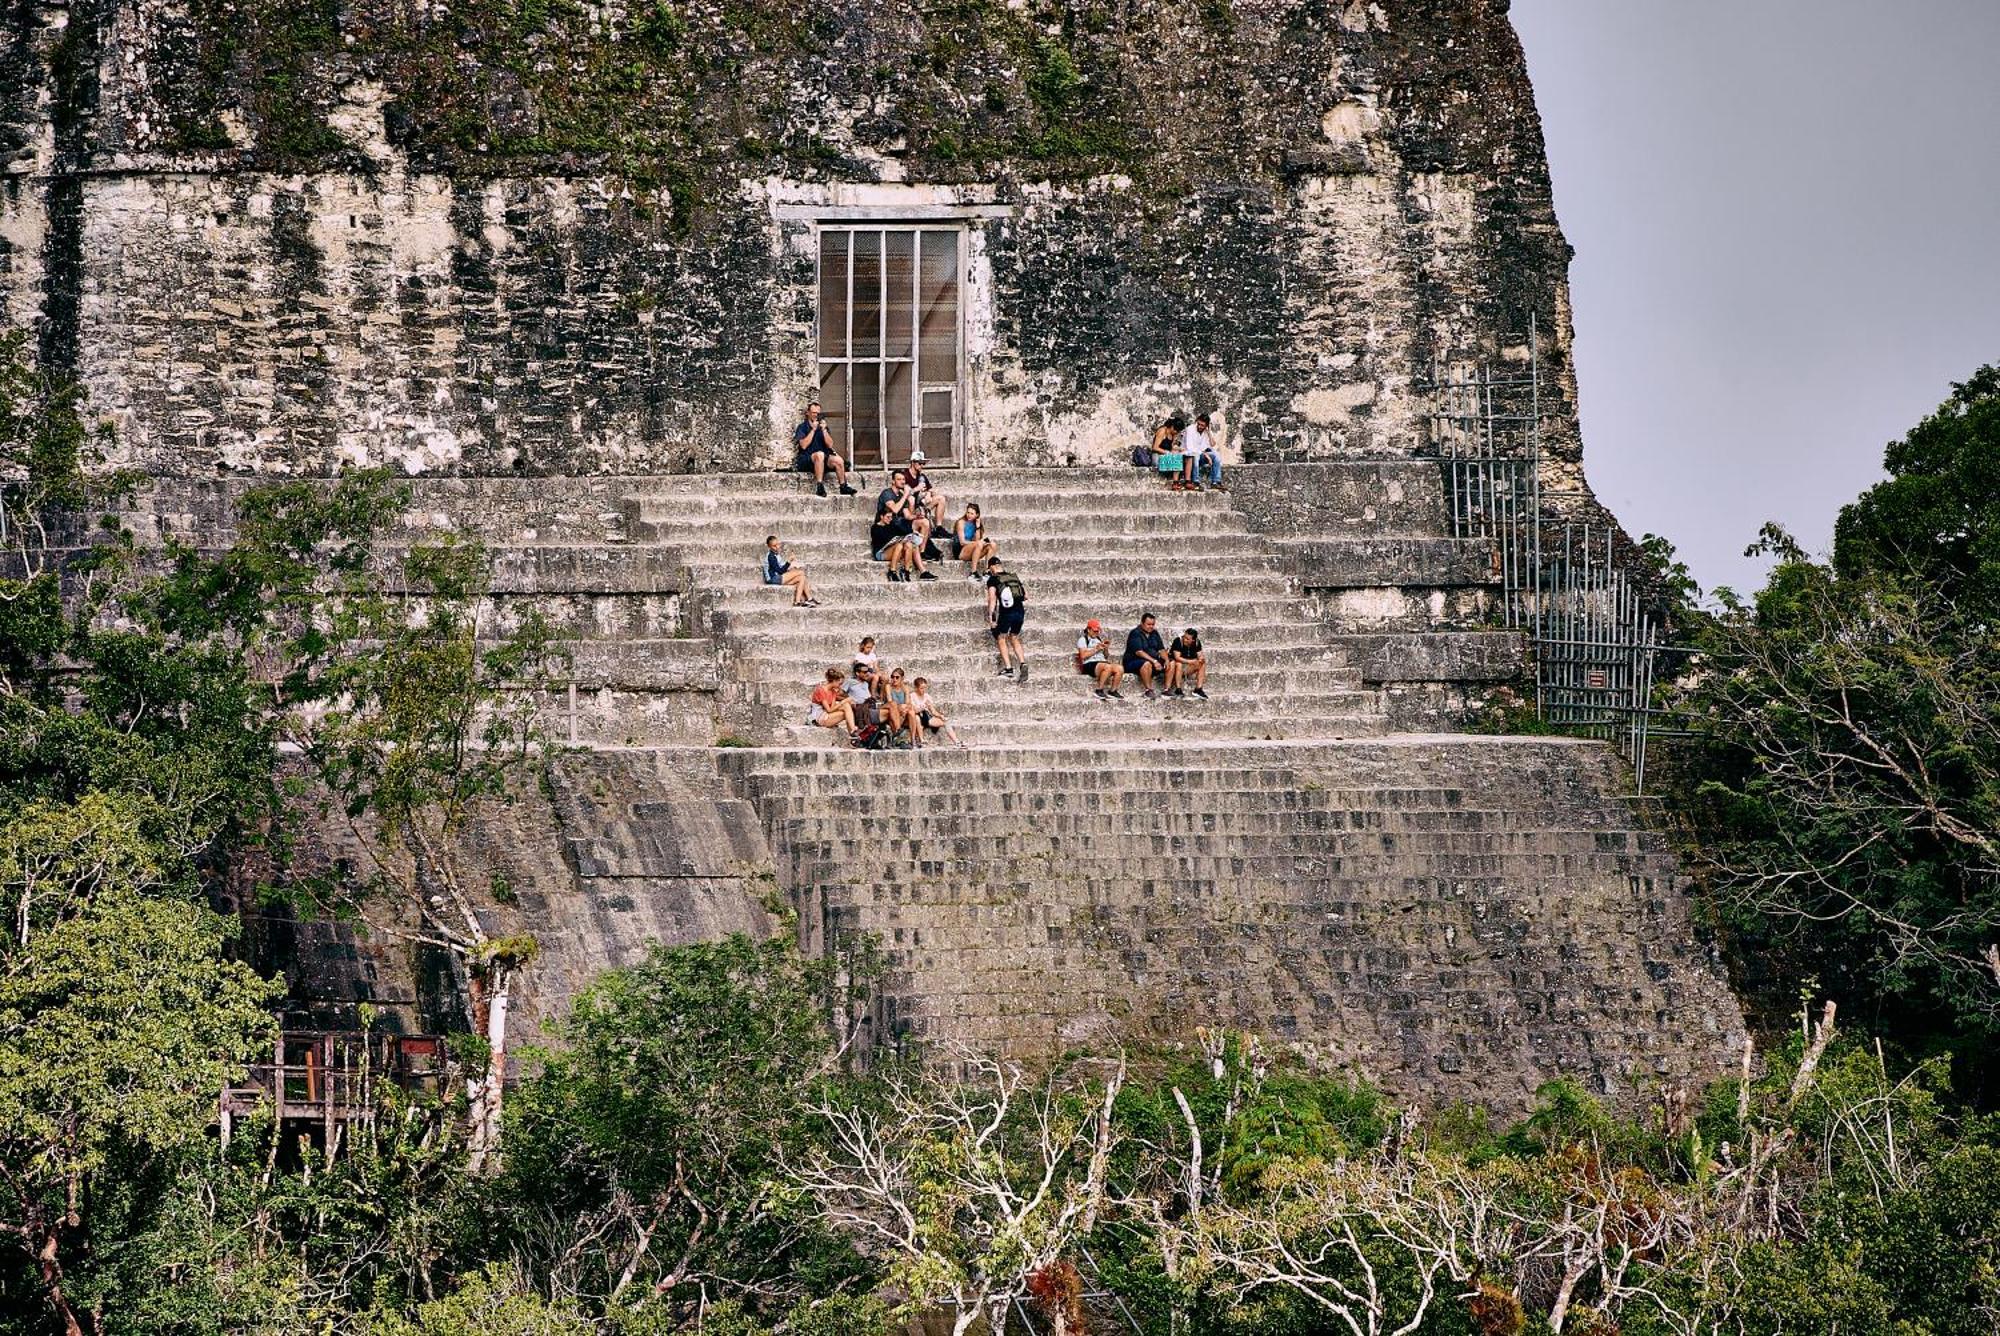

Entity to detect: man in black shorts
[793,401,857,497]
[985,557,1028,681]
[1123,611,1167,698]
[1166,625,1208,698]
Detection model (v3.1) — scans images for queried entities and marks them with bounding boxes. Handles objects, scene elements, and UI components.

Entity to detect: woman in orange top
[808,667,859,736]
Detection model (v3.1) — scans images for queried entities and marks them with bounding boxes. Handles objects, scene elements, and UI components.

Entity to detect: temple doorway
[815,226,963,468]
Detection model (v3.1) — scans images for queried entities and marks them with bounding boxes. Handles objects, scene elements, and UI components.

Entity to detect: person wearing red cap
[1074,619,1122,698]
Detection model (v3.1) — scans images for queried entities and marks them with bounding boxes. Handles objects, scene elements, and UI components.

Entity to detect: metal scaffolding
[1423,323,1662,792]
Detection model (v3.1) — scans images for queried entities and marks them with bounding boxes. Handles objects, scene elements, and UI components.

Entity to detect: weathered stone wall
[2,0,1590,484]
[242,751,781,1042]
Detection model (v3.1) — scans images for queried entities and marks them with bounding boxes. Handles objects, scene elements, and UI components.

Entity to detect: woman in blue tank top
[952,502,996,580]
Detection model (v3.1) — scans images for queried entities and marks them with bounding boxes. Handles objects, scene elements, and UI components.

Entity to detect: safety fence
[1423,325,1664,791]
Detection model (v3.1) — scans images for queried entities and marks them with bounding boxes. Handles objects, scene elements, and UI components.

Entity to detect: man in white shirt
[1179,413,1224,490]
[1073,618,1123,699]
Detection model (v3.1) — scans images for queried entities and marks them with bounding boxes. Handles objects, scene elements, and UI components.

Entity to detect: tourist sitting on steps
[1179,413,1225,491]
[808,668,859,737]
[1166,626,1209,698]
[878,667,919,746]
[899,452,948,531]
[1133,413,1183,472]
[1074,619,1123,699]
[869,491,932,582]
[762,535,818,607]
[908,676,963,747]
[843,664,879,731]
[852,635,879,680]
[1123,611,1168,698]
[793,401,857,497]
[952,503,996,582]
[985,557,1028,680]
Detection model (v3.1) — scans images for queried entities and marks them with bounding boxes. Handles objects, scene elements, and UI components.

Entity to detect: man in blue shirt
[1123,611,1167,698]
[793,401,857,496]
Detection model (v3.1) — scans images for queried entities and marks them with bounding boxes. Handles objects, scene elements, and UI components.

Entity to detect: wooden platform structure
[220,1030,445,1148]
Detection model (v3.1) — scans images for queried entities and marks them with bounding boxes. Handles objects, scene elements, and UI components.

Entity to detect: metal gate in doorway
[815,226,964,469]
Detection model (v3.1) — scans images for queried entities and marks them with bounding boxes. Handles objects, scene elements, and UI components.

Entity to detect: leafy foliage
[498,935,875,1318]
[1660,365,2000,1068]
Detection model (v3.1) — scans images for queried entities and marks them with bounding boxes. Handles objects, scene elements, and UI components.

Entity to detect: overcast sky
[1509,0,2000,597]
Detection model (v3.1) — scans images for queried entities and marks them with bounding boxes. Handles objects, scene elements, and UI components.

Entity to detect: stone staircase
[630,467,1391,747]
[155,462,1740,1106]
[610,465,1744,1106]
[714,736,1741,1105]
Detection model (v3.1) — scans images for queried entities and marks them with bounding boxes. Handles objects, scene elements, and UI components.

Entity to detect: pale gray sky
[1510,0,2000,597]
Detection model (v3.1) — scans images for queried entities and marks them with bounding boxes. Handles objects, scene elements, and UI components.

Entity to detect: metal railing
[1423,323,1663,792]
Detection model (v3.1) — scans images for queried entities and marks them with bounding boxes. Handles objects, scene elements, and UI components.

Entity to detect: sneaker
[997,666,1014,678]
[887,571,901,585]
[839,483,857,495]
[1016,662,1029,682]
[1144,688,1156,699]
[816,482,827,497]
[968,572,984,585]
[918,570,937,581]
[1093,689,1108,700]
[1192,686,1208,699]
[1107,689,1124,700]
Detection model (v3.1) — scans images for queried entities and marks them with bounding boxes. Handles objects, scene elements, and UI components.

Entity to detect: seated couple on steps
[807,638,963,748]
[1076,612,1209,701]
[1132,412,1226,491]
[872,457,998,587]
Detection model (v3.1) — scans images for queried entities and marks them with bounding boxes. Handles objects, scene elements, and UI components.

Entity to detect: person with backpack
[762,534,818,607]
[985,557,1028,680]
[844,660,877,712]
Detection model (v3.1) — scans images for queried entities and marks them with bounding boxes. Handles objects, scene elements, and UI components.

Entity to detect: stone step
[773,818,1656,853]
[847,685,1376,718]
[738,665,1363,698]
[766,714,1390,747]
[690,561,1295,592]
[730,769,1603,807]
[782,852,1661,884]
[636,504,1256,535]
[712,594,1320,628]
[608,461,1441,497]
[752,804,1656,844]
[688,533,1286,562]
[704,624,1345,660]
[629,465,1234,498]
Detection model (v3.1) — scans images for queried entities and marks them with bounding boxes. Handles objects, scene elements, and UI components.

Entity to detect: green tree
[0,883,277,1335]
[1663,364,2000,1066]
[299,532,567,1172]
[502,935,875,1321]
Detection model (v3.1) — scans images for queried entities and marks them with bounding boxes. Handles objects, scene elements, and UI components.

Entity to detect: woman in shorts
[808,668,859,737]
[908,676,962,748]
[953,503,996,581]
[879,667,918,744]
